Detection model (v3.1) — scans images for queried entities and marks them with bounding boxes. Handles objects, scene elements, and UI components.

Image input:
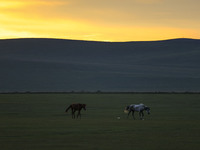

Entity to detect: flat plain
[0,94,200,150]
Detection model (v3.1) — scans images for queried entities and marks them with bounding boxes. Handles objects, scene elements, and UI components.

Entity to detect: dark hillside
[0,38,200,92]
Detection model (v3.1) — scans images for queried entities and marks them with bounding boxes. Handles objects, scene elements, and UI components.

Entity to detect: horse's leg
[139,111,142,119]
[139,111,144,120]
[132,111,135,120]
[72,110,76,119]
[141,111,144,120]
[77,110,81,119]
[72,111,74,119]
[74,110,76,119]
[71,109,74,119]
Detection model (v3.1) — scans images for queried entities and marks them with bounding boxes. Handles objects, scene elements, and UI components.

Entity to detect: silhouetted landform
[1,91,200,94]
[0,38,200,92]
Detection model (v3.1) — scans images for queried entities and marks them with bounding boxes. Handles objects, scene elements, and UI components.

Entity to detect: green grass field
[0,94,200,150]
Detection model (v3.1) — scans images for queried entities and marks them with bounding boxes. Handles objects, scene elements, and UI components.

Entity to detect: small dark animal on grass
[124,103,150,120]
[65,103,86,119]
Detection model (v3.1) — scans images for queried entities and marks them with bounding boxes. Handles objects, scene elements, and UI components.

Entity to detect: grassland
[0,94,200,150]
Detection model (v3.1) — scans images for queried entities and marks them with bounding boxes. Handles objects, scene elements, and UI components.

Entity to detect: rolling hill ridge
[0,38,200,92]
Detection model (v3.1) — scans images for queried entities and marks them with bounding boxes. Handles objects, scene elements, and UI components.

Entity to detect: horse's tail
[65,105,72,112]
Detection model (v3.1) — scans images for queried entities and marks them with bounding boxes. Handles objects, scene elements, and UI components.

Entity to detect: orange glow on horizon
[0,0,199,42]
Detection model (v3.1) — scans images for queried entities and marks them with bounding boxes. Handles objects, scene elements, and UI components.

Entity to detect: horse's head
[145,106,150,114]
[125,105,130,110]
[124,106,130,113]
[82,104,86,110]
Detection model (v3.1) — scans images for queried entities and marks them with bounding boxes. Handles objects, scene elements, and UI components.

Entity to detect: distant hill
[0,38,200,92]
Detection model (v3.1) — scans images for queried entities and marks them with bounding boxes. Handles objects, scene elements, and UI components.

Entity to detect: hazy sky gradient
[0,0,200,41]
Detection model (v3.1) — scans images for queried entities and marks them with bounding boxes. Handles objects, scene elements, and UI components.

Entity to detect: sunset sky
[0,0,200,41]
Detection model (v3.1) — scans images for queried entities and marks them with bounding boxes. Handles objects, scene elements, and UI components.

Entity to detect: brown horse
[65,103,86,119]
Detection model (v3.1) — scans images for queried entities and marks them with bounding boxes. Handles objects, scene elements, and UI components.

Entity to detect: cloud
[134,0,163,4]
[0,0,68,9]
[0,1,25,8]
[0,28,37,39]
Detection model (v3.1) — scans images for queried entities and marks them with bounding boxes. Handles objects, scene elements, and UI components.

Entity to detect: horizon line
[0,37,199,43]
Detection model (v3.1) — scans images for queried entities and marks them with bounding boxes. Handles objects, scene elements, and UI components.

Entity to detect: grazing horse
[65,103,86,119]
[124,103,150,120]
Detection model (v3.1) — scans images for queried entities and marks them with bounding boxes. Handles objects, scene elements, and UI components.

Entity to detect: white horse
[124,103,150,120]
